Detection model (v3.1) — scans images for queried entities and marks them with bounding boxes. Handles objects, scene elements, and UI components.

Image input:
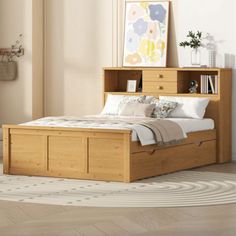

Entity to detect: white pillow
[159,96,210,119]
[101,94,145,115]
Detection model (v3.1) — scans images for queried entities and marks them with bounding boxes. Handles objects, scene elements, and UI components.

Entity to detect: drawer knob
[157,86,164,90]
[157,74,163,78]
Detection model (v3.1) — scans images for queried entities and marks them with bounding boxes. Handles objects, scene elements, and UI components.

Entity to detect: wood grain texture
[123,133,131,182]
[218,69,232,163]
[4,127,131,182]
[3,125,216,182]
[143,70,177,82]
[10,134,45,174]
[131,140,216,181]
[48,136,85,174]
[143,81,177,93]
[3,128,10,174]
[88,138,124,176]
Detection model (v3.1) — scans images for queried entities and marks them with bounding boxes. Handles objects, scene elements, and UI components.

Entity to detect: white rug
[1,169,236,207]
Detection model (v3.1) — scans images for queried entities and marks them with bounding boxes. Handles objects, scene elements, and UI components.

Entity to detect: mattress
[21,116,214,145]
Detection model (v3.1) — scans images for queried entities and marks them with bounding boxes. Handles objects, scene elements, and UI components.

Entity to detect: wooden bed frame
[2,67,232,182]
[3,126,216,182]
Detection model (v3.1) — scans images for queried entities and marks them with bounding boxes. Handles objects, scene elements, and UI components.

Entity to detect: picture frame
[127,80,137,92]
[123,1,169,67]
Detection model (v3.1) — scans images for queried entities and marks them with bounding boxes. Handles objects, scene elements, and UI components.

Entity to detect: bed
[3,93,222,182]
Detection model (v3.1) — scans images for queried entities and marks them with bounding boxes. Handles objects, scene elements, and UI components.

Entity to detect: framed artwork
[127,80,137,92]
[123,1,169,67]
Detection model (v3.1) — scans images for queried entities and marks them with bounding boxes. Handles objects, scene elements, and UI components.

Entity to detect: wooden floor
[0,157,236,236]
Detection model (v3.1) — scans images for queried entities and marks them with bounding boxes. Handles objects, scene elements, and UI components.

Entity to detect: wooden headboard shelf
[103,67,232,163]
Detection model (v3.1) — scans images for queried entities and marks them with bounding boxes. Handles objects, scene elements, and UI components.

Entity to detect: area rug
[1,169,236,207]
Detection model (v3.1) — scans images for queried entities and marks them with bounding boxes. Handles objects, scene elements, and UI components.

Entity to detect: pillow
[149,98,178,118]
[101,94,145,115]
[119,103,155,117]
[159,96,210,119]
[144,95,155,104]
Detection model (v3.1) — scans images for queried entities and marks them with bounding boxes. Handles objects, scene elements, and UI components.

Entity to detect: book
[200,75,204,94]
[200,75,207,94]
[200,75,218,94]
[203,75,206,94]
[206,76,208,94]
[208,76,215,94]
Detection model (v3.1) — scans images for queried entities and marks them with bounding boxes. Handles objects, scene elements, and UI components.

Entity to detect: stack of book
[200,75,218,94]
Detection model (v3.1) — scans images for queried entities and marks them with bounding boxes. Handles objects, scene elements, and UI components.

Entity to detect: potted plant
[179,31,203,66]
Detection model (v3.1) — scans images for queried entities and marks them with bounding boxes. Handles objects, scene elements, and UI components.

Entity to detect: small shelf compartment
[177,70,219,94]
[104,69,142,93]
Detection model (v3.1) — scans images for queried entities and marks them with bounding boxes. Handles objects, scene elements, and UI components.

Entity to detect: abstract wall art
[123,1,169,67]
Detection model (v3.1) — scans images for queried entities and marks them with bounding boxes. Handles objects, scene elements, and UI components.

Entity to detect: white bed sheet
[21,116,214,145]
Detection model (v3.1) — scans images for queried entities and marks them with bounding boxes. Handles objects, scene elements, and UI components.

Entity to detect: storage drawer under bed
[130,130,216,181]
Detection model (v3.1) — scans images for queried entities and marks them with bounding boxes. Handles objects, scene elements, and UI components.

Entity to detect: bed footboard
[3,125,132,182]
[3,126,217,183]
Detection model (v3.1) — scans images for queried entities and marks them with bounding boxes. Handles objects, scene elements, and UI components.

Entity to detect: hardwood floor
[0,158,236,236]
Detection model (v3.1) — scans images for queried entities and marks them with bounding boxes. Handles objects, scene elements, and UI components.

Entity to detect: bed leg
[3,127,10,174]
[123,133,131,183]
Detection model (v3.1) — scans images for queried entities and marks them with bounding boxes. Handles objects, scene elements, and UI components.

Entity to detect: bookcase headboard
[103,67,232,163]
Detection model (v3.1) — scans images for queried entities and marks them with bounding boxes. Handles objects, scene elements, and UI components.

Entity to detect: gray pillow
[150,98,178,118]
[119,103,155,117]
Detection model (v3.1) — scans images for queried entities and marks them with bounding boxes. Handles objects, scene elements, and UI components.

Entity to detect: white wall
[44,0,114,116]
[0,0,33,124]
[168,0,236,160]
[0,0,44,124]
[117,0,236,67]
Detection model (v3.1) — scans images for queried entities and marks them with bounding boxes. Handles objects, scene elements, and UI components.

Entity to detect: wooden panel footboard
[3,125,132,182]
[3,125,217,183]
